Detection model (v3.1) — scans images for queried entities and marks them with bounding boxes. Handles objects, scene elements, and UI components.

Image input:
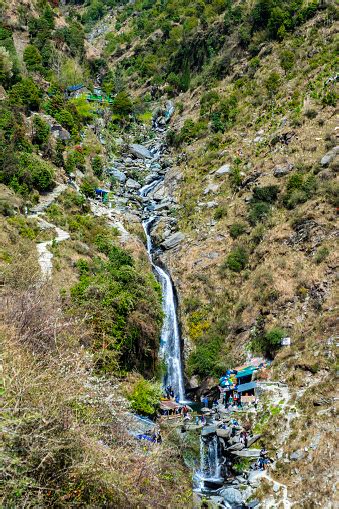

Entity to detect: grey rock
[290,449,304,461]
[215,164,231,176]
[273,483,280,493]
[273,163,293,177]
[320,147,338,167]
[206,201,218,208]
[201,425,217,436]
[110,169,126,183]
[129,143,152,159]
[253,136,263,143]
[204,183,219,195]
[161,232,185,249]
[125,178,141,190]
[220,487,243,505]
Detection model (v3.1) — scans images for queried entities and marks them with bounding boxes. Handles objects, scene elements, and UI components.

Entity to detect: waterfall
[198,435,222,481]
[141,199,185,402]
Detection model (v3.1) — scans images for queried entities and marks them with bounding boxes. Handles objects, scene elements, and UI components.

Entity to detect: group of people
[165,385,175,399]
[256,448,271,470]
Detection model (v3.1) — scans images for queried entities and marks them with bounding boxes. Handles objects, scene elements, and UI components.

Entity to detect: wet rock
[215,164,231,176]
[125,178,141,190]
[273,163,293,177]
[220,487,243,505]
[129,143,152,159]
[201,425,217,436]
[161,232,185,249]
[204,183,219,195]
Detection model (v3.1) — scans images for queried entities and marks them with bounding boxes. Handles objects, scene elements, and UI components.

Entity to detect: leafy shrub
[250,327,285,358]
[280,50,295,74]
[229,222,246,239]
[23,44,42,71]
[214,206,227,220]
[265,71,281,97]
[126,377,161,416]
[9,78,41,112]
[1,152,54,194]
[314,246,329,264]
[224,246,248,272]
[32,116,50,147]
[248,201,271,225]
[80,177,96,198]
[282,173,317,209]
[92,155,103,178]
[252,185,279,203]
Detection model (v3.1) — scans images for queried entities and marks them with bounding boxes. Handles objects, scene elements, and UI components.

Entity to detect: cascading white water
[198,435,222,481]
[142,216,185,402]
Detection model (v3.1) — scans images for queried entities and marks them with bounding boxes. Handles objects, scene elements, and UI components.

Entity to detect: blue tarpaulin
[66,84,84,92]
[236,381,257,393]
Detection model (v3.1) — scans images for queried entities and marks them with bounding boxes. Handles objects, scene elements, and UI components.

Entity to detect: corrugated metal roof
[236,381,257,393]
[237,366,257,378]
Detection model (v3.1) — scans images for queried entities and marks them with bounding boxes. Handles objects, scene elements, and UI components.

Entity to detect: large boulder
[129,143,152,159]
[110,169,126,183]
[125,178,141,190]
[220,487,243,506]
[161,231,185,249]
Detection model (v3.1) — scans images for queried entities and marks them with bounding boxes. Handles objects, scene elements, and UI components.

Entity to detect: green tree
[225,246,248,272]
[23,44,42,71]
[279,49,295,74]
[92,155,103,178]
[0,46,13,85]
[112,91,133,119]
[9,78,41,112]
[265,71,281,98]
[80,177,96,198]
[32,116,50,147]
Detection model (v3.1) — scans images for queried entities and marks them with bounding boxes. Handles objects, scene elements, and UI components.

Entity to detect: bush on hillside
[229,222,246,239]
[282,173,317,209]
[0,152,55,195]
[249,327,285,358]
[126,377,161,416]
[32,116,50,147]
[224,246,248,272]
[248,201,271,225]
[9,78,41,112]
[252,185,279,203]
[80,177,97,198]
[23,44,42,71]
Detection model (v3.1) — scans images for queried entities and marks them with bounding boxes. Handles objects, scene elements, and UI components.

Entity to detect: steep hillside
[0,0,337,507]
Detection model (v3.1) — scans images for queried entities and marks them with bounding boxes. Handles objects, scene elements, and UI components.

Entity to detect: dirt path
[28,184,69,279]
